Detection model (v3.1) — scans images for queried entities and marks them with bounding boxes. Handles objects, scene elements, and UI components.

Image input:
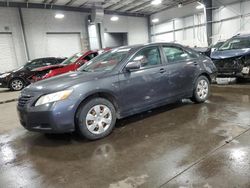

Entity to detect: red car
[36,49,109,81]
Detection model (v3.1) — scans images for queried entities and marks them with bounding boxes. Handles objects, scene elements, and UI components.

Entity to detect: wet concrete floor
[0,85,250,188]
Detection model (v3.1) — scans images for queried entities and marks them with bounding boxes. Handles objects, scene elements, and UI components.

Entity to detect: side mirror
[125,61,141,71]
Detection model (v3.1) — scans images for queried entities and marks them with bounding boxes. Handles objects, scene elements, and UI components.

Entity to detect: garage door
[0,33,18,73]
[46,33,82,58]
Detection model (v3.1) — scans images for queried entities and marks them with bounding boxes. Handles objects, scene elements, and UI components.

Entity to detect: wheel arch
[198,72,211,83]
[8,76,27,88]
[74,91,120,125]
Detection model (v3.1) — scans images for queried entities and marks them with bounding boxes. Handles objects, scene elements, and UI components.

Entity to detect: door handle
[193,62,198,66]
[159,68,166,73]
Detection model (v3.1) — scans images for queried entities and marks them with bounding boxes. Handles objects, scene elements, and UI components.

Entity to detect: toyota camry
[17,43,217,140]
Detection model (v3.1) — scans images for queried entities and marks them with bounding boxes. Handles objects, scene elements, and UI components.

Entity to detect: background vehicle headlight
[0,73,10,78]
[35,89,73,106]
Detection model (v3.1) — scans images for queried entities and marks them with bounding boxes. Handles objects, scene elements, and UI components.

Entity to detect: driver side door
[118,46,168,114]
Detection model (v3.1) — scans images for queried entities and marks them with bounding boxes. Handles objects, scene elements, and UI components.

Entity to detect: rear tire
[9,78,25,91]
[76,98,116,140]
[191,76,210,103]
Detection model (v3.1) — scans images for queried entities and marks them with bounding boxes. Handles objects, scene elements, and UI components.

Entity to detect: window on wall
[131,46,161,68]
[163,46,196,63]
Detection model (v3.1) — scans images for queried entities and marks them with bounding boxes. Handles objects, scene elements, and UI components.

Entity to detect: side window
[163,46,194,63]
[83,52,98,61]
[45,58,57,65]
[131,46,161,69]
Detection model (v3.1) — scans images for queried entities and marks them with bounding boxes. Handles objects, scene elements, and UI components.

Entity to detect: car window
[219,37,250,51]
[25,59,46,69]
[45,58,57,65]
[79,48,130,72]
[61,52,83,65]
[131,46,161,69]
[163,46,194,63]
[83,52,99,61]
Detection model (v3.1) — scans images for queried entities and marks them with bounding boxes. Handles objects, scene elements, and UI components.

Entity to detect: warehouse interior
[0,0,250,187]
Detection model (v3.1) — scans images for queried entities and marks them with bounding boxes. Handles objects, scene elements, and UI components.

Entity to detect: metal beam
[0,2,146,17]
[204,0,213,45]
[18,8,30,60]
[65,0,77,6]
[116,0,150,11]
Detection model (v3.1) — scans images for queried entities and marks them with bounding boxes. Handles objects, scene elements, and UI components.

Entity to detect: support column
[203,0,212,45]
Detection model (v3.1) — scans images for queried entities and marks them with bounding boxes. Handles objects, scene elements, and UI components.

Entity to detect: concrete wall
[104,32,128,48]
[103,15,149,45]
[0,7,26,67]
[0,7,149,68]
[21,8,89,60]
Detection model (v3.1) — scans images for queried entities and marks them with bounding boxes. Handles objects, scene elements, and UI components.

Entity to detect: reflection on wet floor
[0,85,250,188]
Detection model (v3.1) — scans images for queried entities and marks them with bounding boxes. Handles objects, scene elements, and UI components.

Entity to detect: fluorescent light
[55,13,64,19]
[151,0,162,5]
[196,2,205,9]
[152,18,159,23]
[178,2,183,8]
[110,16,119,21]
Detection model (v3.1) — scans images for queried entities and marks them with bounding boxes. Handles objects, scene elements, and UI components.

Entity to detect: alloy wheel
[196,79,208,100]
[11,79,24,91]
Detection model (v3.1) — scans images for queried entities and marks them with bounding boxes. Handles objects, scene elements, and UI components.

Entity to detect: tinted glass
[25,59,46,69]
[163,46,193,63]
[79,48,130,72]
[219,37,250,50]
[45,58,57,65]
[83,52,99,61]
[131,46,161,69]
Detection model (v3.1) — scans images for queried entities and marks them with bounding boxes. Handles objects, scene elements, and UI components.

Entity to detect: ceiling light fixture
[55,13,64,19]
[178,2,183,8]
[196,2,205,9]
[152,18,159,23]
[151,0,162,5]
[110,16,119,21]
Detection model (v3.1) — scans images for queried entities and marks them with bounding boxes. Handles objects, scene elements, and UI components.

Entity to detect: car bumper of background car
[17,100,77,133]
[0,78,8,88]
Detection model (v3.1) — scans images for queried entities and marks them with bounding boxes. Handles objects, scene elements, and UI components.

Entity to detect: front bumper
[0,78,8,88]
[17,97,77,133]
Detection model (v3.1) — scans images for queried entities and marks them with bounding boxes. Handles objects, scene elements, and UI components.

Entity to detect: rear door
[119,46,168,112]
[162,45,200,97]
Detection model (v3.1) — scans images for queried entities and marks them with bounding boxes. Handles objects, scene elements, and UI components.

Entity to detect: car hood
[1,66,27,75]
[211,48,250,59]
[24,71,106,93]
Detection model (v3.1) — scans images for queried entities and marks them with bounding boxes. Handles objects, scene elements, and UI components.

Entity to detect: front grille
[18,95,33,107]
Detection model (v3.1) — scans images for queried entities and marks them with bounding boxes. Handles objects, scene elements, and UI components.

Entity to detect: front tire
[9,78,25,91]
[76,98,116,140]
[191,76,210,103]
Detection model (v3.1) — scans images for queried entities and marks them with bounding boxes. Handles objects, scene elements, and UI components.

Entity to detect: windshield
[79,48,130,72]
[219,37,250,51]
[213,41,224,49]
[61,52,83,65]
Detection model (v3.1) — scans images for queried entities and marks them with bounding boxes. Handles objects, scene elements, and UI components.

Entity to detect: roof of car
[114,42,181,51]
[233,33,250,38]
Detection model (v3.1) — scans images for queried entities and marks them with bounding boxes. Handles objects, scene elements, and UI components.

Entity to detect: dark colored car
[0,57,66,91]
[17,43,217,140]
[211,34,250,78]
[41,50,100,80]
[194,41,225,57]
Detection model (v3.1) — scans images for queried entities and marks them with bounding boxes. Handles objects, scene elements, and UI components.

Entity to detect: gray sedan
[17,43,217,140]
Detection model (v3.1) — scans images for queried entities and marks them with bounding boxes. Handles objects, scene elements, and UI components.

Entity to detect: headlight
[35,89,73,106]
[0,73,10,78]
